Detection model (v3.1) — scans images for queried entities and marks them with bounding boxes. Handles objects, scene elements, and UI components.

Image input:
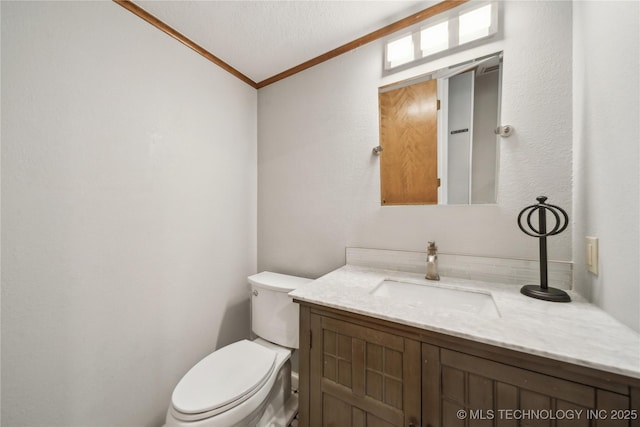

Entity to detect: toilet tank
[248,272,312,349]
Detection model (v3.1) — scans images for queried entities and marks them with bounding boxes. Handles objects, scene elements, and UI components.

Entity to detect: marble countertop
[290,264,640,379]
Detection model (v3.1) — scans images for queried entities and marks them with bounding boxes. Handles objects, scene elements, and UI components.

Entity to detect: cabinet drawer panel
[321,316,404,351]
[495,383,518,427]
[322,393,352,426]
[442,365,465,403]
[441,349,595,408]
[596,390,632,427]
[442,400,466,427]
[468,373,494,410]
[556,400,591,427]
[321,393,400,427]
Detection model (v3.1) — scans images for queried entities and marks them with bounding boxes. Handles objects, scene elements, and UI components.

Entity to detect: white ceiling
[134,1,434,83]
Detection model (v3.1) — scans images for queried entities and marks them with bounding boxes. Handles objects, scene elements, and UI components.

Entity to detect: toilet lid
[171,340,276,415]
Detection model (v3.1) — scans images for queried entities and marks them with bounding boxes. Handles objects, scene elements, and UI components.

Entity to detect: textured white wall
[1,2,257,426]
[572,1,640,332]
[258,1,573,278]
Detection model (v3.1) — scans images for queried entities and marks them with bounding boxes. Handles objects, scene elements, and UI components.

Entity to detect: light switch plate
[585,236,599,275]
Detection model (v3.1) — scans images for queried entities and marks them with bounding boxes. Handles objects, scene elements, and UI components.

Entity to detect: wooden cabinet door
[424,347,632,427]
[309,314,421,427]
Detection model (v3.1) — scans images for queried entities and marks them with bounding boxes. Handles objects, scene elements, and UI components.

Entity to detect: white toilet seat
[170,340,277,422]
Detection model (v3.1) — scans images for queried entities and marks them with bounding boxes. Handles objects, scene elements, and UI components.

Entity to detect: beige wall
[1,1,257,425]
[572,1,640,332]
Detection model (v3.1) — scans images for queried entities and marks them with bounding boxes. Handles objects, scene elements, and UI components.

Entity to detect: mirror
[378,52,502,205]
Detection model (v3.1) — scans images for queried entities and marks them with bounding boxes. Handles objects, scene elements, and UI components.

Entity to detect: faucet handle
[427,241,437,255]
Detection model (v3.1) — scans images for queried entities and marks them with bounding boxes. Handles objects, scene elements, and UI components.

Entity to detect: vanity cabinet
[297,303,640,427]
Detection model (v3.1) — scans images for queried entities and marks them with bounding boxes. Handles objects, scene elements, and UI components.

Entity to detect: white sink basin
[370,279,500,318]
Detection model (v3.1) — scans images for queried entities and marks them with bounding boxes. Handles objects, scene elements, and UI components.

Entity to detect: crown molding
[114,0,469,89]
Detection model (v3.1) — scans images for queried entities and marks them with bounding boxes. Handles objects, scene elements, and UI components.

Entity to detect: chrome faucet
[425,241,440,281]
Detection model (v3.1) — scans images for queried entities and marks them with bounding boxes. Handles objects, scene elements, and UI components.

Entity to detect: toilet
[165,272,312,427]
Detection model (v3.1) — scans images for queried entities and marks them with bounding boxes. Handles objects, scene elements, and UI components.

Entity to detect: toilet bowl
[165,272,312,427]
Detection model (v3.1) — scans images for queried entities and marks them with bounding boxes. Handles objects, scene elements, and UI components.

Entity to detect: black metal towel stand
[517,196,571,302]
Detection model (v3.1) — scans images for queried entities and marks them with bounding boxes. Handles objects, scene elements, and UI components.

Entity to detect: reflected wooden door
[379,79,439,205]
